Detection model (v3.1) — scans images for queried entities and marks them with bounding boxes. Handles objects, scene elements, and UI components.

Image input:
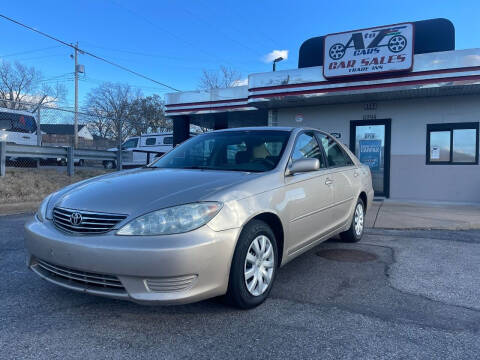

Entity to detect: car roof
[213,126,296,132]
[0,108,36,117]
[139,132,197,137]
[212,126,333,135]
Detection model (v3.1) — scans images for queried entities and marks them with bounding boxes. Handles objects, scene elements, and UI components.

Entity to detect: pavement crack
[362,241,480,314]
[365,230,480,244]
[268,295,479,334]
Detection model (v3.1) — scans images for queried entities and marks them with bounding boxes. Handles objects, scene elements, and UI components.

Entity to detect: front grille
[145,274,198,293]
[35,258,125,291]
[53,207,127,234]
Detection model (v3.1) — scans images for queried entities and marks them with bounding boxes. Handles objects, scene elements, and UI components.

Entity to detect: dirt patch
[0,169,111,204]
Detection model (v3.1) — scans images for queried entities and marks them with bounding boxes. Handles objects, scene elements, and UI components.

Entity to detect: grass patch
[0,168,112,203]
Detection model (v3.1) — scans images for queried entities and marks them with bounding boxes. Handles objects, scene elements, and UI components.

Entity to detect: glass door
[350,119,391,197]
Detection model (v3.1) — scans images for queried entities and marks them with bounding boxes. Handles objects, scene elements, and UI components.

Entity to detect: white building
[165,19,480,203]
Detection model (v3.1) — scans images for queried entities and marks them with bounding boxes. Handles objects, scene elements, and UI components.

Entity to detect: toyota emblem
[70,212,83,226]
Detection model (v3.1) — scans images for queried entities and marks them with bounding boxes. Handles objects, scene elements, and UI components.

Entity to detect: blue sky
[1,0,479,107]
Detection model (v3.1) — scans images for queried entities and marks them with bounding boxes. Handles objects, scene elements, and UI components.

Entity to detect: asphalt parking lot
[1,213,480,359]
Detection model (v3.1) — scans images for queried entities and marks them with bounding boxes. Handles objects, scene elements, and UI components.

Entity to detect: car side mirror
[285,158,320,176]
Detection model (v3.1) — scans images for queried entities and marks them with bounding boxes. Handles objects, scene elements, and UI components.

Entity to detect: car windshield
[149,130,291,172]
[122,138,138,149]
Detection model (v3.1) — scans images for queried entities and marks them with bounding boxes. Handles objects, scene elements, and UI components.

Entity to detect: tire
[340,198,365,243]
[225,220,278,309]
[104,160,115,169]
[77,159,85,167]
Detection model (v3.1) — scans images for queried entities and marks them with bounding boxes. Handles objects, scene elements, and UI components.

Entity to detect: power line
[80,41,265,67]
[109,0,238,67]
[0,45,61,58]
[11,53,67,62]
[80,75,172,93]
[0,13,180,92]
[178,6,264,58]
[195,0,284,50]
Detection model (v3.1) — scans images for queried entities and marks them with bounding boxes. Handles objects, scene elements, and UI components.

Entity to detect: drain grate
[316,249,378,263]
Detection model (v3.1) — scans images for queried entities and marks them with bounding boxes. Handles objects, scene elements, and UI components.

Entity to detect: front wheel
[225,220,278,309]
[103,160,115,169]
[340,198,365,243]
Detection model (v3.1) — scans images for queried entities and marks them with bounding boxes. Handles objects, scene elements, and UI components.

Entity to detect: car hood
[54,168,257,216]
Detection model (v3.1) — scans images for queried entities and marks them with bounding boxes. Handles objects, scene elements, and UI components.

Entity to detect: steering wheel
[252,158,275,168]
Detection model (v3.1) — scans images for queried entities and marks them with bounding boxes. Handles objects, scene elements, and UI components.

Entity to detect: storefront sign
[359,139,381,170]
[324,23,414,79]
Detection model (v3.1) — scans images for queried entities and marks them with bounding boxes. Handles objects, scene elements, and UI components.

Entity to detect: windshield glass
[149,130,291,172]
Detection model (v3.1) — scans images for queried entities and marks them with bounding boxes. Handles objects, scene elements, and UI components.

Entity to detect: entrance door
[350,119,391,197]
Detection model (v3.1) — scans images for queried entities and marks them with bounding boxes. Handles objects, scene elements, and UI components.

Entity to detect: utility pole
[74,41,79,148]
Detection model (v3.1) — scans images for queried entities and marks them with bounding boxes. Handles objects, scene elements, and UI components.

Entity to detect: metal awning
[165,48,480,117]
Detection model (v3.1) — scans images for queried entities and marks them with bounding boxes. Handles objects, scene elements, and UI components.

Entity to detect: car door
[284,132,336,256]
[121,137,139,165]
[317,133,357,229]
[135,137,153,164]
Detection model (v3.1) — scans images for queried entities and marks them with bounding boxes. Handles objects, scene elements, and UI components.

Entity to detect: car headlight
[117,202,223,236]
[36,194,52,223]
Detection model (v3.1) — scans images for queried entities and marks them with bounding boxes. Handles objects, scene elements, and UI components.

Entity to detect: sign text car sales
[323,23,414,78]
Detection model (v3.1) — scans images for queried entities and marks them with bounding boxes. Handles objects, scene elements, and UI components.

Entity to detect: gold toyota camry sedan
[25,127,373,309]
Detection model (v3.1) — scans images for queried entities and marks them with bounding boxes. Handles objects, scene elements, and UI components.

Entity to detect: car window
[317,134,353,167]
[122,138,139,149]
[0,118,11,131]
[174,138,215,167]
[163,136,173,145]
[24,116,37,133]
[150,130,291,172]
[0,112,37,133]
[145,137,156,146]
[226,142,247,164]
[291,132,326,168]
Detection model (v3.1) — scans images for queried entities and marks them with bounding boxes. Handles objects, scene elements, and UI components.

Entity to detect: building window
[426,123,479,165]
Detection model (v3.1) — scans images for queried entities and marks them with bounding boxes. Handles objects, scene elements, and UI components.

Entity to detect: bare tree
[0,60,67,109]
[129,95,171,135]
[84,82,141,145]
[198,65,243,90]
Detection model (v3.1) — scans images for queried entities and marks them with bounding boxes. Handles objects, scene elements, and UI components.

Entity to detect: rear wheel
[225,220,278,309]
[340,198,365,243]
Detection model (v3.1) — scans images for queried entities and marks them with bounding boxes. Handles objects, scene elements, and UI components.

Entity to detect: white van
[0,109,38,145]
[104,132,193,169]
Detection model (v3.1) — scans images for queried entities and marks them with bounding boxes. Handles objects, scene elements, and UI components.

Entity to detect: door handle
[325,178,333,185]
[354,171,359,177]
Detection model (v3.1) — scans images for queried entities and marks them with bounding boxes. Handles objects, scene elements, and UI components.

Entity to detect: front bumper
[25,218,240,305]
